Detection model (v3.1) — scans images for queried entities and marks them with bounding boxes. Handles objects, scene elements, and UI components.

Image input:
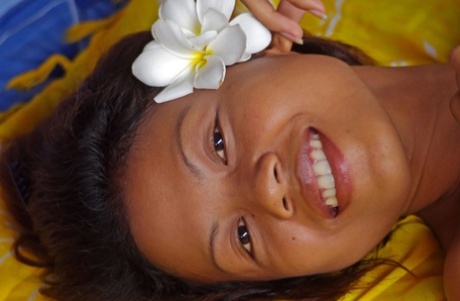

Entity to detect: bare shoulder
[445,230,460,300]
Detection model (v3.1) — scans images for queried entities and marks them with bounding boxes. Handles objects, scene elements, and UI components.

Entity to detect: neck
[354,63,460,250]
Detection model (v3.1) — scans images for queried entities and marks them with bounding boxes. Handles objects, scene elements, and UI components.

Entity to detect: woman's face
[124,54,411,282]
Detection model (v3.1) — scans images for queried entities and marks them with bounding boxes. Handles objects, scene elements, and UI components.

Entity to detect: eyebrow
[209,219,226,273]
[176,106,225,273]
[176,104,204,180]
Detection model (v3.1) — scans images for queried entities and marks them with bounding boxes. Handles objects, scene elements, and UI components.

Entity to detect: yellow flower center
[191,48,213,70]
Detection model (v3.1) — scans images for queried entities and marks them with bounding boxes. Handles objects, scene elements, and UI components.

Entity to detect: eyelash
[212,117,227,164]
[238,218,253,256]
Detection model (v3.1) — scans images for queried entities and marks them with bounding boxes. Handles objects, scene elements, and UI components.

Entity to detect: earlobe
[262,34,299,58]
[269,33,294,54]
[262,48,288,57]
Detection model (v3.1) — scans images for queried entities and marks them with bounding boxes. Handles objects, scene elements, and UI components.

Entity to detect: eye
[238,218,252,255]
[213,118,227,164]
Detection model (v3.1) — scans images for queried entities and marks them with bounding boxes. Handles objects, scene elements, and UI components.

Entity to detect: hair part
[1,31,388,301]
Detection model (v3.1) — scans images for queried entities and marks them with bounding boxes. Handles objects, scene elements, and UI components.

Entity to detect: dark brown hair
[1,31,383,301]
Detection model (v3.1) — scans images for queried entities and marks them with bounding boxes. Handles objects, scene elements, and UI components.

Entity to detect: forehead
[122,101,208,275]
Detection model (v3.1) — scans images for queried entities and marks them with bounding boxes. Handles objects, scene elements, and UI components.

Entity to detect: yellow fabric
[300,0,460,66]
[7,55,72,91]
[1,0,457,300]
[342,216,445,301]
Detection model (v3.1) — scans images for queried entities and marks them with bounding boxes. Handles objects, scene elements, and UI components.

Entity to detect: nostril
[282,197,289,210]
[274,164,280,183]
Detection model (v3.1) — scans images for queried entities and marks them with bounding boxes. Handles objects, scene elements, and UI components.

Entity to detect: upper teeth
[309,134,338,208]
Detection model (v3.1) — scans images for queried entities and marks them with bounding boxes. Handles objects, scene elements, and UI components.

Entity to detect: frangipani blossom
[132,0,271,103]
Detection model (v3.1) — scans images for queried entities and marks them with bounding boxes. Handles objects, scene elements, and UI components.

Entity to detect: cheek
[271,198,401,275]
[268,222,375,275]
[346,120,410,221]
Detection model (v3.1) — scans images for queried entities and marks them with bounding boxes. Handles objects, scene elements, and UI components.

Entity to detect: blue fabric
[0,0,126,111]
[0,0,21,19]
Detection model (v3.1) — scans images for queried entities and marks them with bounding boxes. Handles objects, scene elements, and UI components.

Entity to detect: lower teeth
[325,197,338,207]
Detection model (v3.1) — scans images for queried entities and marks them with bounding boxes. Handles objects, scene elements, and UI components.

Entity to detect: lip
[296,128,352,219]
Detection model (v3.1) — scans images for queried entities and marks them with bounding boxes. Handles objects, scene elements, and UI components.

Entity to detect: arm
[445,46,460,301]
[450,46,460,123]
[445,233,460,301]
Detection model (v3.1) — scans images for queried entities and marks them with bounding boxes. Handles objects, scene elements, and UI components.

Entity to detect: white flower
[132,0,272,103]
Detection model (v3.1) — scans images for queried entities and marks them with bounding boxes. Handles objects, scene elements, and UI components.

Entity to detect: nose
[249,152,293,219]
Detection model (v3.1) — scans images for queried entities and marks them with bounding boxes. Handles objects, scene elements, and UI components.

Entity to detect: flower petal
[230,13,271,55]
[155,69,195,103]
[159,0,200,35]
[201,8,229,34]
[189,30,218,49]
[132,41,191,87]
[194,55,225,89]
[197,0,234,24]
[207,25,246,65]
[238,52,252,62]
[152,19,197,56]
[134,0,273,103]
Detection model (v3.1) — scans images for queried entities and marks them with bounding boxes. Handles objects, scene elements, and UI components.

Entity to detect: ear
[270,33,294,53]
[262,34,299,57]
